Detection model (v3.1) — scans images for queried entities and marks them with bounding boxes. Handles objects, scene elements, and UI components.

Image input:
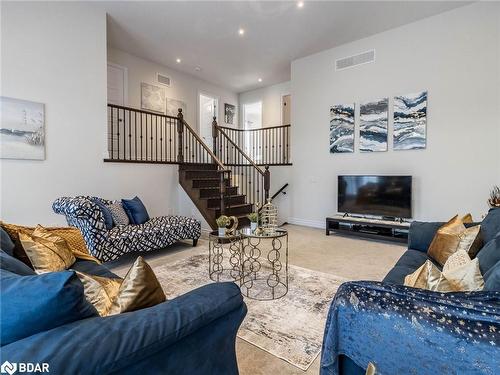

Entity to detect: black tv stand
[326,215,410,244]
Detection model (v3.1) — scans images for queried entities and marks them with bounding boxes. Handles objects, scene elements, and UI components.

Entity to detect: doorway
[107,62,127,106]
[282,94,291,125]
[198,93,218,150]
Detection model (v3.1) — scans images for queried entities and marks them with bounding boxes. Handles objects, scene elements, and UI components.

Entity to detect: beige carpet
[151,253,347,370]
[108,224,405,374]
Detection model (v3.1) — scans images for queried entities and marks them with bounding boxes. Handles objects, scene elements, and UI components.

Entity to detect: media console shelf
[326,215,411,244]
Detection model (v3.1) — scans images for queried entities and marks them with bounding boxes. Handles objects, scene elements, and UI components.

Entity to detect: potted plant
[216,215,229,236]
[488,186,500,208]
[248,212,258,231]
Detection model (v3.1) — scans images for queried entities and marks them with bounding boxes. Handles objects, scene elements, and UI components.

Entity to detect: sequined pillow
[107,202,130,226]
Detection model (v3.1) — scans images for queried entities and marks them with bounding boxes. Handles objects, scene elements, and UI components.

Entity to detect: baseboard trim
[287,217,325,229]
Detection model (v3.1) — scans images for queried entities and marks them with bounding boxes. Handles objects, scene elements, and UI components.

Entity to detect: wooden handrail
[181,117,226,171]
[108,103,178,120]
[218,124,291,132]
[216,125,265,175]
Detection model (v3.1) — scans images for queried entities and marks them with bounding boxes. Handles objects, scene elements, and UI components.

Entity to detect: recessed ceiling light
[176,58,181,63]
[297,1,304,8]
[238,28,245,36]
[194,66,201,72]
[258,78,262,82]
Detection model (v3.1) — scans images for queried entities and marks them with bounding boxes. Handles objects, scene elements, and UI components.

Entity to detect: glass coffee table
[239,228,289,300]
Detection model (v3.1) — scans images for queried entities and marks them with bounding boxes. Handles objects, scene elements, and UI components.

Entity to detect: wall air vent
[335,50,375,71]
[157,73,171,87]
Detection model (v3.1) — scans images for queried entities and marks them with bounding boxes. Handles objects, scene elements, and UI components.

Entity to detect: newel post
[264,165,270,201]
[177,108,184,163]
[212,116,218,157]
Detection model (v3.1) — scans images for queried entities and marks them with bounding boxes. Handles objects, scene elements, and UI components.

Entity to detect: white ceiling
[103,1,468,93]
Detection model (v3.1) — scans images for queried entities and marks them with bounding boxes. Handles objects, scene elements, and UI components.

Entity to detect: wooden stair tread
[208,203,252,211]
[200,194,245,200]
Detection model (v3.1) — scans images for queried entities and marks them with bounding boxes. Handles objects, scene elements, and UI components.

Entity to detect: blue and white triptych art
[329,90,427,154]
[329,104,355,153]
[359,98,388,152]
[393,91,427,150]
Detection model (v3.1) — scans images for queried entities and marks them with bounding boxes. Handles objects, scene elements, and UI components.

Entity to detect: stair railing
[105,104,230,215]
[216,124,291,166]
[212,117,270,210]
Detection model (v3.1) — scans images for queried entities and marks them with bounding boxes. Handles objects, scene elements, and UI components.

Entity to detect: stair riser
[192,179,230,188]
[206,195,246,208]
[199,187,238,198]
[215,205,253,216]
[179,163,218,171]
[184,170,220,179]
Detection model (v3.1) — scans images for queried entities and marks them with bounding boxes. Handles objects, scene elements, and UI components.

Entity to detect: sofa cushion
[122,196,150,225]
[481,207,500,243]
[0,250,36,276]
[383,250,429,285]
[0,227,15,256]
[92,198,114,230]
[108,202,130,226]
[483,260,500,291]
[476,235,500,275]
[71,259,120,279]
[0,270,97,345]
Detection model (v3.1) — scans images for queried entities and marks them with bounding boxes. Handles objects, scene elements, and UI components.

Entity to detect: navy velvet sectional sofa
[321,208,500,375]
[0,229,247,375]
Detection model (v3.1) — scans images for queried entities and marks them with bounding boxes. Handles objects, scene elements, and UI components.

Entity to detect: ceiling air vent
[157,73,171,87]
[335,50,375,71]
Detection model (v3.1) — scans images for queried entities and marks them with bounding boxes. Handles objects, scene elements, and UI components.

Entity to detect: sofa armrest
[407,221,444,252]
[0,282,246,375]
[320,281,500,375]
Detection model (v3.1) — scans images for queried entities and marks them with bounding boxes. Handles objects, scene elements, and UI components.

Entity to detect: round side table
[208,231,243,283]
[240,228,288,300]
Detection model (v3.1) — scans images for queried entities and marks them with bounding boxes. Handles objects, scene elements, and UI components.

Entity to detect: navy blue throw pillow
[483,260,500,291]
[0,227,15,256]
[122,196,150,225]
[477,235,500,275]
[0,250,35,276]
[0,270,98,345]
[92,198,114,230]
[481,207,500,243]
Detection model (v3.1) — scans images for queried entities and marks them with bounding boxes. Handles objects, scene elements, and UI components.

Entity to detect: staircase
[178,163,252,228]
[105,104,273,230]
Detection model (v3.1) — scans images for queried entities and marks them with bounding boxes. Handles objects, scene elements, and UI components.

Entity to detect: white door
[282,94,291,125]
[199,93,218,150]
[107,63,127,106]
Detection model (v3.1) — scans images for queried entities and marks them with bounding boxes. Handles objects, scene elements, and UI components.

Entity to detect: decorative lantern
[260,198,278,235]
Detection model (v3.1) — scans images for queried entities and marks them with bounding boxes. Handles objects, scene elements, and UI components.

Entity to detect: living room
[1,1,499,375]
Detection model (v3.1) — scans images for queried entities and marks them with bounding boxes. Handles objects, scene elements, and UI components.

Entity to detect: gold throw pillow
[108,256,166,315]
[76,272,122,316]
[427,214,481,265]
[0,221,99,267]
[404,251,484,292]
[19,226,76,273]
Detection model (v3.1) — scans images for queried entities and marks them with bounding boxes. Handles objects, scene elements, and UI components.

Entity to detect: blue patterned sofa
[53,196,201,262]
[320,208,500,375]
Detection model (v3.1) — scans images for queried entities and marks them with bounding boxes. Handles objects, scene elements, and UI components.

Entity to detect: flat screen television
[338,175,412,218]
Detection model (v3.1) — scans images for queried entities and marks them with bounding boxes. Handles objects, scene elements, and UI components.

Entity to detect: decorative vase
[251,222,258,231]
[218,227,226,236]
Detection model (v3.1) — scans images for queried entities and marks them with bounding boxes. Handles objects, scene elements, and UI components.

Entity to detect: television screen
[338,175,412,218]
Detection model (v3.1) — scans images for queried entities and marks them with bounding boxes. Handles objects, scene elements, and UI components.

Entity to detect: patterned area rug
[153,254,347,370]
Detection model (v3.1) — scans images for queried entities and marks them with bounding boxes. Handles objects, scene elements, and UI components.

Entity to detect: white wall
[0,2,180,225]
[239,81,290,128]
[290,3,500,226]
[107,48,239,130]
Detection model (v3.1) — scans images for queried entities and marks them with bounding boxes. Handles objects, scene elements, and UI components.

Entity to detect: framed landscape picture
[224,103,236,124]
[141,82,165,113]
[0,96,45,160]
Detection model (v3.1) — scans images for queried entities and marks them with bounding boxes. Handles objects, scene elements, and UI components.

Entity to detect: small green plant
[216,215,229,228]
[247,212,258,223]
